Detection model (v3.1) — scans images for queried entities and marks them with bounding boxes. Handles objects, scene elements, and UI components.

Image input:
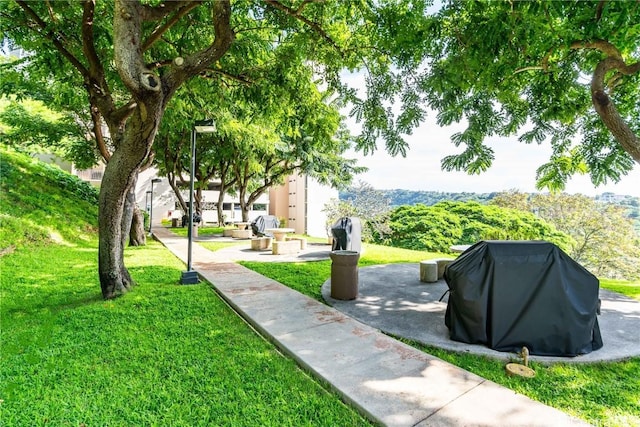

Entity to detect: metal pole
[149,182,155,234]
[145,191,151,216]
[181,119,214,285]
[187,127,195,272]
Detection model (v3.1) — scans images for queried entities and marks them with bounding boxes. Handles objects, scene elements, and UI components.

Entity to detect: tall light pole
[145,190,151,214]
[148,178,162,234]
[181,119,216,285]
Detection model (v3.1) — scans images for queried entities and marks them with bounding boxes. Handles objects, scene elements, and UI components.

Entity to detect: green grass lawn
[0,239,371,426]
[601,278,640,300]
[167,225,226,237]
[241,243,640,427]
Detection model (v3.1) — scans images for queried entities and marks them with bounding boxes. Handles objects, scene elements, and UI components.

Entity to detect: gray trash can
[330,250,360,300]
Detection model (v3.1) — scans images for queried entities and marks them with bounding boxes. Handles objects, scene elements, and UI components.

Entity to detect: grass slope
[0,146,98,252]
[0,147,369,426]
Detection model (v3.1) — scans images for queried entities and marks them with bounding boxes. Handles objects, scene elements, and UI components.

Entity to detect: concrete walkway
[152,227,588,427]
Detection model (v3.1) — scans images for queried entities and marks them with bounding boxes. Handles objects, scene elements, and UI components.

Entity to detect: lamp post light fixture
[181,119,216,285]
[148,178,162,234]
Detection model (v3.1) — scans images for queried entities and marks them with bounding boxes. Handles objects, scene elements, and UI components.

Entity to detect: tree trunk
[99,115,157,299]
[217,188,226,225]
[168,172,188,213]
[99,156,137,299]
[129,204,147,246]
[195,187,203,216]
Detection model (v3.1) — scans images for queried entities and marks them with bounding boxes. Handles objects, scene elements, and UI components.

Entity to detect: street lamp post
[145,190,151,213]
[149,178,162,234]
[181,119,216,285]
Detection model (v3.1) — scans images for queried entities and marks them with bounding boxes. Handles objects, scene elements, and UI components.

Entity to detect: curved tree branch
[111,100,138,125]
[591,57,640,163]
[16,0,89,77]
[263,0,342,55]
[82,1,102,77]
[82,1,124,127]
[161,0,234,96]
[113,0,166,109]
[142,2,199,52]
[570,39,623,59]
[141,0,195,21]
[90,106,111,161]
[570,39,640,163]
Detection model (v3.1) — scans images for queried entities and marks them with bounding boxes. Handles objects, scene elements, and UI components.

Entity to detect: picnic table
[265,228,295,242]
[450,244,471,253]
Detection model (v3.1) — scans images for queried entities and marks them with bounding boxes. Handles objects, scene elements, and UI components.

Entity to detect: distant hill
[339,188,640,229]
[340,189,497,207]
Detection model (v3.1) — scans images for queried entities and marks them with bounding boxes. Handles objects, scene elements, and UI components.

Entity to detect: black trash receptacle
[330,250,360,300]
[330,217,362,252]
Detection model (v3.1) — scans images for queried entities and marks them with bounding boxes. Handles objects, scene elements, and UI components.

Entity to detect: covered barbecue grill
[444,240,603,357]
[251,215,280,237]
[330,217,362,252]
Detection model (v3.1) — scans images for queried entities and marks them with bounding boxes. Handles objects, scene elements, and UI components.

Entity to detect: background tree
[325,181,391,242]
[489,190,532,213]
[154,65,362,224]
[420,1,640,190]
[0,98,97,169]
[492,191,640,279]
[2,1,432,299]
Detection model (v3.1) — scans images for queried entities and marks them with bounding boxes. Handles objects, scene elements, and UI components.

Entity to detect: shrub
[376,201,573,253]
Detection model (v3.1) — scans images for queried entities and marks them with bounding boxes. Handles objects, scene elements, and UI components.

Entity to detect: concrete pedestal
[330,250,360,300]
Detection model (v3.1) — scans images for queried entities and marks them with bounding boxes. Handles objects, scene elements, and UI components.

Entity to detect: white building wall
[136,168,175,226]
[305,176,339,238]
[198,190,269,224]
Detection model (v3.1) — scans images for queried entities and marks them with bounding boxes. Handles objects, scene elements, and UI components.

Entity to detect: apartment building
[269,170,337,238]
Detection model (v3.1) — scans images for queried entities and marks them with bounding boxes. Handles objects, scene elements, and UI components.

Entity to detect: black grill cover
[444,241,603,357]
[251,215,280,237]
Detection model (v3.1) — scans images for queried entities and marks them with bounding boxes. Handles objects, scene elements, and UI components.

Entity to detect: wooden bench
[419,258,455,283]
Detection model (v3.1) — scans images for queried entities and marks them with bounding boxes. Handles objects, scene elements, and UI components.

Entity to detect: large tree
[1,1,430,298]
[420,0,639,190]
[154,60,362,224]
